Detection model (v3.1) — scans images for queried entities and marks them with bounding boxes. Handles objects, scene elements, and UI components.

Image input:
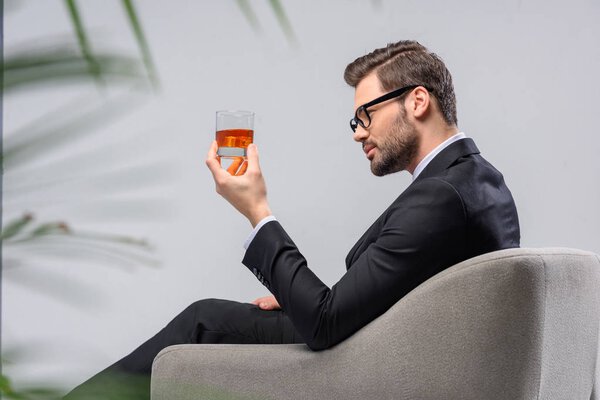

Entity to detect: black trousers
[64,298,305,399]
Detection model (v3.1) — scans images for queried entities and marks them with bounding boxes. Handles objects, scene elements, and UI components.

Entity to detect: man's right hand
[251,295,281,311]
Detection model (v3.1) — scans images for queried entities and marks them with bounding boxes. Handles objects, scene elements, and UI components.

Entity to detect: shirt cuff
[243,215,277,250]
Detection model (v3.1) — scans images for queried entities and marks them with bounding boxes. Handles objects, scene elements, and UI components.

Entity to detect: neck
[406,125,460,174]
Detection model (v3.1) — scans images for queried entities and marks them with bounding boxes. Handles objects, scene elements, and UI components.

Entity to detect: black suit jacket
[242,138,520,351]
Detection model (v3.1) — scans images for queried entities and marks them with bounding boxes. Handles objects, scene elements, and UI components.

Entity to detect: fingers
[251,296,267,305]
[251,297,263,305]
[235,160,248,176]
[226,157,244,175]
[262,298,280,310]
[206,140,227,179]
[208,141,253,177]
[251,295,279,310]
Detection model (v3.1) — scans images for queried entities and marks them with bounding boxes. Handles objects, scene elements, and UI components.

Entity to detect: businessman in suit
[65,40,520,398]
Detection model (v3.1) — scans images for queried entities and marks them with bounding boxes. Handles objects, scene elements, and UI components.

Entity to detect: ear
[408,86,432,120]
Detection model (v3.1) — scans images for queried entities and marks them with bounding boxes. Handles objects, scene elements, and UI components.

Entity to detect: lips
[363,143,376,159]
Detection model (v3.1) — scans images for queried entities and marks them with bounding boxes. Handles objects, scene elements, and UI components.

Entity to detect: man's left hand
[205,141,272,227]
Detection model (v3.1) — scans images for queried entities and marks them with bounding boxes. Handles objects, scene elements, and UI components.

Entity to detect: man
[65,40,520,398]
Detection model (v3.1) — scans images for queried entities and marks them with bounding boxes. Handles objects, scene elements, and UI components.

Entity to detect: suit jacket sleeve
[242,177,467,351]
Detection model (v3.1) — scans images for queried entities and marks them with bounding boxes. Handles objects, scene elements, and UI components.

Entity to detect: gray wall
[3,0,599,389]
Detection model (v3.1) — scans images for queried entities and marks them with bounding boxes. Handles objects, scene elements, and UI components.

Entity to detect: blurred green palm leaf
[2,49,144,93]
[1,372,63,400]
[235,0,297,44]
[64,0,103,85]
[268,0,297,44]
[2,0,164,276]
[235,0,261,32]
[1,0,303,393]
[2,89,142,172]
[62,0,160,89]
[3,214,159,267]
[121,0,160,89]
[1,214,34,241]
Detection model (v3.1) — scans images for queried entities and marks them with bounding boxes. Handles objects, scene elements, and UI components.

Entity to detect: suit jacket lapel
[344,138,481,269]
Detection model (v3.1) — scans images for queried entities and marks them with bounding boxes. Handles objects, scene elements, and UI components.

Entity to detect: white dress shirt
[412,131,467,181]
[243,131,467,249]
[243,215,277,250]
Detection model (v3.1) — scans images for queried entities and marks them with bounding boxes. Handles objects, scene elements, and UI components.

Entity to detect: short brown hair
[344,40,457,126]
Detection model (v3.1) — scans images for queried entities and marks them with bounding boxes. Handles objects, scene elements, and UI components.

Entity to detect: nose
[352,124,369,143]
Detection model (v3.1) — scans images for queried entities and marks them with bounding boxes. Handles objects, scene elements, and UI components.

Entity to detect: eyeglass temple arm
[362,85,433,109]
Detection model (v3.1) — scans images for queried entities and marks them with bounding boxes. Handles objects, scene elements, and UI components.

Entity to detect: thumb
[246,143,261,173]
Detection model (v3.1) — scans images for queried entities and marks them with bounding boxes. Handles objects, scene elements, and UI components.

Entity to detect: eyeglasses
[350,84,433,133]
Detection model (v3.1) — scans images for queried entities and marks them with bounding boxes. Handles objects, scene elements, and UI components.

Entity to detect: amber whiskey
[216,128,254,157]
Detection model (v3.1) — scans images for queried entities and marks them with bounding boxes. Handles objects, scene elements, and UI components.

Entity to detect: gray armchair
[151,248,600,400]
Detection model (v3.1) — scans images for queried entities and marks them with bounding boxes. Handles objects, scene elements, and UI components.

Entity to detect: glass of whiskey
[215,110,254,171]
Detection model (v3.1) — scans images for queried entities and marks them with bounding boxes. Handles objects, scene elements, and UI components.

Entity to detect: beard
[370,113,420,177]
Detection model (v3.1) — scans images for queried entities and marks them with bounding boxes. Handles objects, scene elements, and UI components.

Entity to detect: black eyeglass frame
[350,84,434,132]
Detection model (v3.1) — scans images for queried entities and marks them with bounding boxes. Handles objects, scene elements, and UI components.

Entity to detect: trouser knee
[183,298,221,316]
[179,298,226,329]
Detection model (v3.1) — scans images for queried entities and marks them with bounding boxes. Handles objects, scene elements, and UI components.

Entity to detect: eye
[356,108,368,120]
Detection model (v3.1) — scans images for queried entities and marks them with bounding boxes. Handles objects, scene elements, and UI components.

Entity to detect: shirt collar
[412,132,467,181]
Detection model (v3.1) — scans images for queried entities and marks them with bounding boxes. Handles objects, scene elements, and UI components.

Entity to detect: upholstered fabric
[151,248,600,400]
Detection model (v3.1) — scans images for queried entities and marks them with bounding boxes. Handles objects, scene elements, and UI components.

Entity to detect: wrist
[249,206,272,228]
